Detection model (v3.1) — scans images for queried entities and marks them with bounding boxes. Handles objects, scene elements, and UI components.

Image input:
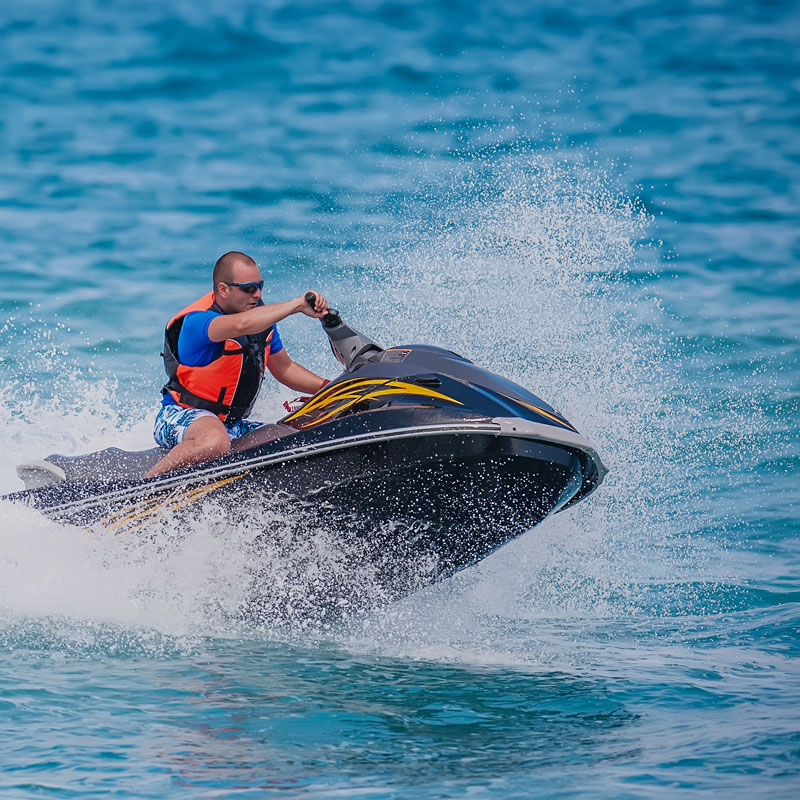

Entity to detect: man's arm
[207,293,327,342]
[267,349,328,394]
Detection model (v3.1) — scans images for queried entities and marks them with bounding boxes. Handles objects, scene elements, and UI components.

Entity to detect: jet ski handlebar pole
[305,292,383,369]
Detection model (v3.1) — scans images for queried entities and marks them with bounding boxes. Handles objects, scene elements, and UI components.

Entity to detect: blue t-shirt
[162,310,283,406]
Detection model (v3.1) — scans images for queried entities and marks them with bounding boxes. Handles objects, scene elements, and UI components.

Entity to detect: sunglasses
[224,280,264,295]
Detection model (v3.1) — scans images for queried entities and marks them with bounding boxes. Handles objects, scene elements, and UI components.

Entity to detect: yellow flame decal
[507,396,577,431]
[100,473,246,532]
[286,378,463,428]
[283,378,384,421]
[303,384,463,427]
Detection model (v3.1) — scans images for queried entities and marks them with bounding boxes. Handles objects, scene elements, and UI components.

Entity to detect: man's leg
[144,415,231,478]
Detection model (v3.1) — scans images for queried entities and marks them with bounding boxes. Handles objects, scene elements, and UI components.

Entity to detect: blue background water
[1,0,798,796]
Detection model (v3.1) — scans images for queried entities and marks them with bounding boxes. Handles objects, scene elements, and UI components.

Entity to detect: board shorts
[153,404,264,449]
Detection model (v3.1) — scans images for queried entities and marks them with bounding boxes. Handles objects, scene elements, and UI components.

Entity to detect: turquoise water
[1,0,798,796]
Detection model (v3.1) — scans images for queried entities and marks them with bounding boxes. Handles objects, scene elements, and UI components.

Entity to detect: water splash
[0,158,759,657]
[331,157,761,663]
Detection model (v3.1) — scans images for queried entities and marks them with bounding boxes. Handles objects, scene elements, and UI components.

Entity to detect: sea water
[0,0,798,797]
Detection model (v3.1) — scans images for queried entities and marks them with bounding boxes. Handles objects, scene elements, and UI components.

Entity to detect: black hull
[266,431,582,572]
[9,422,588,609]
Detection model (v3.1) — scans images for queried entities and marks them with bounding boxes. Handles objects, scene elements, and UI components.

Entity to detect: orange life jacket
[161,291,273,425]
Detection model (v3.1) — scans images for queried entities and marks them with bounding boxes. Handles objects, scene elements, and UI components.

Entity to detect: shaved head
[212,251,263,313]
[213,251,257,287]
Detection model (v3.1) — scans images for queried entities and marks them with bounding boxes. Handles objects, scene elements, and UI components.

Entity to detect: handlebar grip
[305,291,341,327]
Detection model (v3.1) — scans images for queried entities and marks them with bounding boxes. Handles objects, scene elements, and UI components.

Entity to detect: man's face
[215,262,263,313]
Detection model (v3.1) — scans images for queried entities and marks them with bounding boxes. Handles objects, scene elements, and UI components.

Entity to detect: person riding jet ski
[9,293,608,609]
[144,251,330,478]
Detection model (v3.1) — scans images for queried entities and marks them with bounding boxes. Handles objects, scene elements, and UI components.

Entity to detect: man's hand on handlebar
[300,291,329,318]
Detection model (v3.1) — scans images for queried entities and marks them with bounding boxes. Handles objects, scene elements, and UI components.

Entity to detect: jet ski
[4,300,607,607]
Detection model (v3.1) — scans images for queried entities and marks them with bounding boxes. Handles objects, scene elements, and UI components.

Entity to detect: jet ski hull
[7,418,588,607]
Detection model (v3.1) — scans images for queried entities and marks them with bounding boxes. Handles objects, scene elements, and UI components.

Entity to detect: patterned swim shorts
[153,404,264,449]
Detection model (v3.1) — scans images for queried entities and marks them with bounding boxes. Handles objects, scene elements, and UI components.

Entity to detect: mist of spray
[337,158,746,665]
[0,158,735,660]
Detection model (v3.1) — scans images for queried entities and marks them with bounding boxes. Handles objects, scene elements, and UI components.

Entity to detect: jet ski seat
[16,448,168,489]
[15,423,296,490]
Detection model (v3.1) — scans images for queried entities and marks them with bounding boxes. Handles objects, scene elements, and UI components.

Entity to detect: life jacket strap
[162,384,250,424]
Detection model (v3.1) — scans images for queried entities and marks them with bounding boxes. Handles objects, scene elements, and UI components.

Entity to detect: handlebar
[305,292,341,329]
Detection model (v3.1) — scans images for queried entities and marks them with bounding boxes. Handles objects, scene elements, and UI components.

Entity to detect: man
[144,251,329,478]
